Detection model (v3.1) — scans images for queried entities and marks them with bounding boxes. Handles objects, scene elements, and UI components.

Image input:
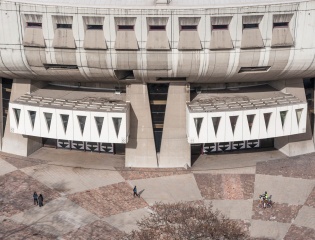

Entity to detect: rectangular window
[273,22,289,28]
[149,25,166,31]
[118,25,134,30]
[27,22,42,28]
[87,25,103,30]
[43,64,78,70]
[212,24,228,30]
[243,23,259,29]
[56,24,72,29]
[238,66,271,73]
[181,25,197,30]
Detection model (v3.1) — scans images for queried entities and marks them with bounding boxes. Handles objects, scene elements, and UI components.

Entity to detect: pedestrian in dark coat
[133,186,139,197]
[38,194,44,207]
[33,192,38,205]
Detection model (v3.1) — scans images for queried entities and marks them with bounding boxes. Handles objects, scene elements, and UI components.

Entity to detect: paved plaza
[0,148,315,239]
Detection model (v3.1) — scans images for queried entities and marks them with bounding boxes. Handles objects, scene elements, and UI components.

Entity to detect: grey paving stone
[130,174,203,205]
[253,174,315,205]
[104,207,152,233]
[21,164,125,194]
[10,197,99,237]
[205,199,253,220]
[250,220,291,239]
[294,206,315,230]
[0,158,17,176]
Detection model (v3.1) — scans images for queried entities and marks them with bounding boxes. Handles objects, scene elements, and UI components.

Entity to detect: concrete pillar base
[159,83,191,168]
[125,84,158,167]
[1,79,43,156]
[270,79,315,156]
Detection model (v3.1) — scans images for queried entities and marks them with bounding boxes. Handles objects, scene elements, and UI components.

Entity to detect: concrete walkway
[0,147,314,239]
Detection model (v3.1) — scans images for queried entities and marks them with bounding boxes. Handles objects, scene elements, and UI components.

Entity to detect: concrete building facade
[1,0,315,167]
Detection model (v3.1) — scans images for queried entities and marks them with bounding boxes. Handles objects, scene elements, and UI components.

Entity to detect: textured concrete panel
[116,52,138,70]
[24,47,46,67]
[52,29,76,49]
[115,31,138,50]
[54,49,77,65]
[84,30,107,50]
[23,28,45,47]
[178,31,202,50]
[147,52,169,70]
[125,84,157,167]
[210,30,233,50]
[159,83,190,167]
[241,28,264,49]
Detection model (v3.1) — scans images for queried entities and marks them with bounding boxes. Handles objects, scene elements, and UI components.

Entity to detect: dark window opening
[149,25,166,31]
[212,24,229,30]
[27,22,42,28]
[273,22,289,28]
[243,23,259,29]
[181,25,197,30]
[238,66,271,73]
[87,25,103,30]
[114,70,135,80]
[156,77,187,81]
[118,25,134,30]
[56,24,72,29]
[43,64,78,70]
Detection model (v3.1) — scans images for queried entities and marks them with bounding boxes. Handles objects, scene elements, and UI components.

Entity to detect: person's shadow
[138,189,145,197]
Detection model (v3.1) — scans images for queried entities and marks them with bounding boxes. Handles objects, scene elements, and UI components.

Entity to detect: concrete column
[159,83,191,167]
[1,79,43,156]
[0,79,3,150]
[270,79,315,156]
[125,84,158,167]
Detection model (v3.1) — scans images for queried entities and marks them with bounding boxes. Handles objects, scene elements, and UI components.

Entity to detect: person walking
[38,194,44,207]
[33,192,38,205]
[133,186,139,197]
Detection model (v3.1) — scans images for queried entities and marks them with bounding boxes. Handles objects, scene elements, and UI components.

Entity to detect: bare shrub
[124,202,249,240]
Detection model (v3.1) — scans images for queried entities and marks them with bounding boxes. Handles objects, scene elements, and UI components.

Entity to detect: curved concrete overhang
[187,85,307,143]
[8,88,130,143]
[0,0,315,83]
[3,0,310,9]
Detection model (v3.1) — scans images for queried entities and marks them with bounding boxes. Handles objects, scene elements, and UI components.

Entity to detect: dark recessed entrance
[148,84,169,152]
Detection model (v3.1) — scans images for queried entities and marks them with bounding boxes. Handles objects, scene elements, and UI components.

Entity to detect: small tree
[125,202,249,240]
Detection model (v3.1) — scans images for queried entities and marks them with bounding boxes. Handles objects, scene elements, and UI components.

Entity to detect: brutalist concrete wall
[271,79,315,156]
[159,83,190,167]
[1,79,43,156]
[125,84,158,167]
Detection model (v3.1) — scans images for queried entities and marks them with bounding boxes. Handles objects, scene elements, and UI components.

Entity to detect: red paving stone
[62,220,125,240]
[252,200,302,223]
[116,167,189,180]
[0,152,46,169]
[305,186,315,208]
[0,219,56,239]
[0,170,60,217]
[67,182,148,218]
[284,225,315,240]
[194,174,255,200]
[256,155,315,179]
